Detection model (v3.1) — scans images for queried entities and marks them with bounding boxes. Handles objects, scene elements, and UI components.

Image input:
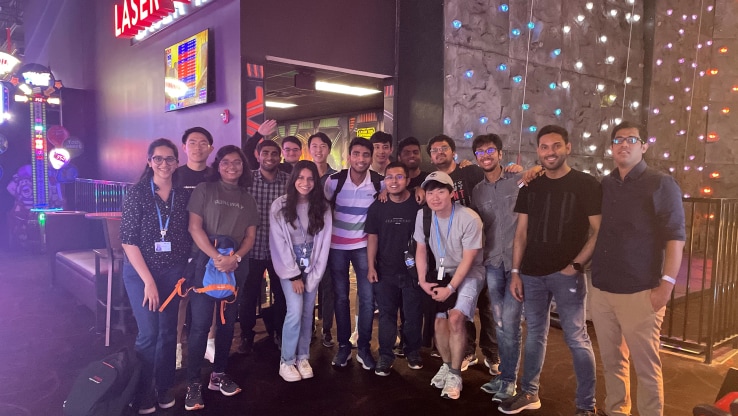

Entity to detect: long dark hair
[208,145,253,188]
[282,160,329,235]
[138,138,179,183]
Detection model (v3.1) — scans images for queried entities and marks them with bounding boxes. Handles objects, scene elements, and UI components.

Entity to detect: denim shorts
[435,275,483,321]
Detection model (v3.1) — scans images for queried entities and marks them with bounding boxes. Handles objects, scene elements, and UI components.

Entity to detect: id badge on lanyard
[434,204,455,281]
[151,179,174,253]
[297,216,310,268]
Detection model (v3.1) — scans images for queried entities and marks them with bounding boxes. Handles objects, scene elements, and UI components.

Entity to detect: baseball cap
[421,171,454,190]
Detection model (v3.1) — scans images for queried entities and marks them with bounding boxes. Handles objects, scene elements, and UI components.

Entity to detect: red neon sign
[114,0,176,38]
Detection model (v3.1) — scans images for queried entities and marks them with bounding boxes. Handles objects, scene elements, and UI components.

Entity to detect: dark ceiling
[0,0,24,56]
[263,60,387,122]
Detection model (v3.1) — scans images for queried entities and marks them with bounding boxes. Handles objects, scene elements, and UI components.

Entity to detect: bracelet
[447,283,456,294]
[511,268,520,274]
[661,275,676,285]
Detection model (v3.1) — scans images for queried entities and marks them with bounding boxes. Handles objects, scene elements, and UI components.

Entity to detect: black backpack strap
[368,170,384,196]
[329,169,349,207]
[423,206,432,244]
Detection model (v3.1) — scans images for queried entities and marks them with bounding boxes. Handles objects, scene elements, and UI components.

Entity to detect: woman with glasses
[121,138,192,414]
[269,160,332,381]
[184,145,257,410]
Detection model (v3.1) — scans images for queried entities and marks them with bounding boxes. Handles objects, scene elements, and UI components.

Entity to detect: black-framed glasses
[612,136,644,145]
[429,146,450,154]
[150,156,178,165]
[474,148,498,157]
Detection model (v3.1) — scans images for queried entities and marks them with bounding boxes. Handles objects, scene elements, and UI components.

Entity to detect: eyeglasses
[185,140,210,148]
[474,148,498,158]
[429,146,450,154]
[219,160,243,168]
[150,156,178,165]
[282,147,301,153]
[385,174,406,181]
[612,136,644,145]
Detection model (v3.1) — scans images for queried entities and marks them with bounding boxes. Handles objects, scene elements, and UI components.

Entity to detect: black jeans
[375,271,423,360]
[239,258,285,340]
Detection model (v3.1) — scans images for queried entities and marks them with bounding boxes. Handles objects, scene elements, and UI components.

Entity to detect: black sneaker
[322,332,335,348]
[406,351,424,370]
[374,356,393,376]
[237,338,253,355]
[208,372,241,396]
[430,347,441,358]
[575,409,597,416]
[138,388,156,415]
[392,345,405,358]
[332,345,352,367]
[156,389,175,409]
[498,391,541,414]
[184,382,204,411]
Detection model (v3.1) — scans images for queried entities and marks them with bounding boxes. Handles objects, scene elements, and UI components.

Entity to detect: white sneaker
[296,359,314,379]
[204,339,215,363]
[175,343,182,370]
[430,363,450,388]
[441,373,463,399]
[279,362,302,382]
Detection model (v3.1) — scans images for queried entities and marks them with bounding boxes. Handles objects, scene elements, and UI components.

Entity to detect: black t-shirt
[514,169,602,276]
[365,196,421,276]
[408,171,430,190]
[176,165,213,200]
[449,164,485,207]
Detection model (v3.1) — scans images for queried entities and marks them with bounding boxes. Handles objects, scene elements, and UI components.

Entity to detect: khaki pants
[590,286,666,416]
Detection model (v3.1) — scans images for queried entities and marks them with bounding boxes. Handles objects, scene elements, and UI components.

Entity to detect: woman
[269,160,332,382]
[184,145,257,411]
[121,138,191,414]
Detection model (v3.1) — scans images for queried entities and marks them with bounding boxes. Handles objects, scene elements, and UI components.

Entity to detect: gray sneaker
[430,363,450,388]
[332,345,352,367]
[374,356,393,376]
[184,382,204,411]
[480,377,504,395]
[441,373,463,399]
[492,382,516,403]
[498,391,541,414]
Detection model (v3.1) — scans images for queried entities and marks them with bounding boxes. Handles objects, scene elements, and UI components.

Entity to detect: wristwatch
[571,262,583,272]
[235,254,242,263]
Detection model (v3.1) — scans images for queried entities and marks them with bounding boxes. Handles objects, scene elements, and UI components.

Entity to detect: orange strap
[159,278,191,312]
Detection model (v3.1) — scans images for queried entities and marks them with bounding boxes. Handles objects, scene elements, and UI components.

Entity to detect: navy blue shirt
[592,160,685,294]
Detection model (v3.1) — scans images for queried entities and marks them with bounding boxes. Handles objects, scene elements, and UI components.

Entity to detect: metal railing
[73,179,133,213]
[661,198,738,363]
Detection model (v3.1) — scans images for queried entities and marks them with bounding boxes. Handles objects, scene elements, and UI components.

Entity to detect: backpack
[329,169,383,208]
[159,236,239,324]
[407,206,436,280]
[62,347,140,416]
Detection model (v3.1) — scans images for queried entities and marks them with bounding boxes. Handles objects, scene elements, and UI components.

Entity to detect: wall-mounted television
[164,29,213,111]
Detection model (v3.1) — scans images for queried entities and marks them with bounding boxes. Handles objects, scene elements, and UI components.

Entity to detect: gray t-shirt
[413,205,485,281]
[188,181,258,246]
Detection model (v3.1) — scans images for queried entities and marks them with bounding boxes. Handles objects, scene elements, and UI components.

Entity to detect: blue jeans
[375,271,423,359]
[280,278,317,364]
[122,261,184,395]
[486,264,522,387]
[186,263,247,382]
[520,271,596,410]
[329,247,373,351]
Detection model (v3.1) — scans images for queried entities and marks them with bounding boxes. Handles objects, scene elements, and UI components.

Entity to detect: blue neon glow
[464,131,474,139]
[549,82,557,89]
[554,108,562,116]
[499,4,509,12]
[511,28,521,36]
[503,117,512,125]
[513,75,523,83]
[498,63,507,71]
[553,48,562,56]
[452,20,462,29]
[479,116,488,124]
[465,70,474,78]
[529,125,538,132]
[522,103,530,110]
[528,21,535,29]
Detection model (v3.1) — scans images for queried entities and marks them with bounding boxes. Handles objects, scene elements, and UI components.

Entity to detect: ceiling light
[265,101,297,108]
[315,81,381,97]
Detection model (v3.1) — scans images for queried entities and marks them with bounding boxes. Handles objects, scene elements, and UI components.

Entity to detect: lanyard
[433,204,455,266]
[150,179,175,242]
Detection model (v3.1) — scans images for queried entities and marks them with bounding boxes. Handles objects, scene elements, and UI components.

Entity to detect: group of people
[119,119,685,416]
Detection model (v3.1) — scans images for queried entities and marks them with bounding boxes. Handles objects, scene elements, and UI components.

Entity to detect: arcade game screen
[164,29,212,111]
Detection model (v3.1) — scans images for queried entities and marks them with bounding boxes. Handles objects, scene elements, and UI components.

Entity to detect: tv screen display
[165,29,212,111]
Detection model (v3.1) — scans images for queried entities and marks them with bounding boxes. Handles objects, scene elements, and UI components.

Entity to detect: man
[243,119,278,170]
[414,171,485,400]
[366,161,424,376]
[308,131,338,348]
[471,133,524,403]
[590,121,685,416]
[279,136,303,174]
[428,134,497,372]
[175,127,215,368]
[397,136,430,190]
[324,137,383,369]
[238,140,290,354]
[502,125,601,415]
[370,131,393,175]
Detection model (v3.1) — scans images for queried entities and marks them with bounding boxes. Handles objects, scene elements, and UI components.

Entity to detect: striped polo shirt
[324,168,383,250]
